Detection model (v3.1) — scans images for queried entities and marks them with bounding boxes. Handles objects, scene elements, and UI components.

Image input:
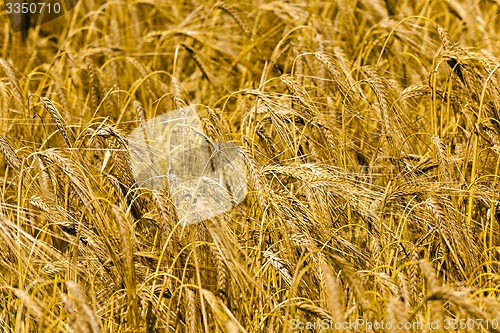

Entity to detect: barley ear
[40,97,75,148]
[0,136,21,171]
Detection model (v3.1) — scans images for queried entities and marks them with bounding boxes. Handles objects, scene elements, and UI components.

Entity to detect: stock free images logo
[5,0,78,33]
[127,105,248,226]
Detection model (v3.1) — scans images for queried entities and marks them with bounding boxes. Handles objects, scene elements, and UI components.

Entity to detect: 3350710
[4,0,78,36]
[5,2,62,14]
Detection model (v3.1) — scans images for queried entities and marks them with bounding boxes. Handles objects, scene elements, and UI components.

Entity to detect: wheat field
[1,0,500,332]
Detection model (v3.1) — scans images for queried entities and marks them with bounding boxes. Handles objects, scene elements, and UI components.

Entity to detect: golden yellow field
[1,0,500,332]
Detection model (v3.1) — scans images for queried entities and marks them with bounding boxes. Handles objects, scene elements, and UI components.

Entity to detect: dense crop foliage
[1,0,500,332]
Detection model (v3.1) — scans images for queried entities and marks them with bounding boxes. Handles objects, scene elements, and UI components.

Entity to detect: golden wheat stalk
[0,136,21,171]
[40,97,75,148]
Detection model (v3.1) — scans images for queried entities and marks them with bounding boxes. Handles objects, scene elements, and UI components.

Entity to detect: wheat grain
[0,136,21,171]
[215,3,251,37]
[40,97,75,148]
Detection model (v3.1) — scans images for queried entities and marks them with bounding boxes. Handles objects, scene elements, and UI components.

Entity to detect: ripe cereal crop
[1,1,500,332]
